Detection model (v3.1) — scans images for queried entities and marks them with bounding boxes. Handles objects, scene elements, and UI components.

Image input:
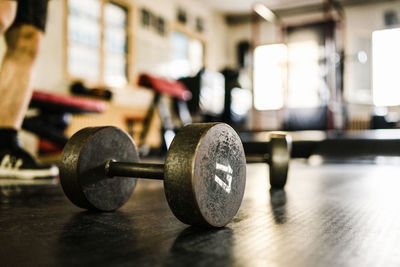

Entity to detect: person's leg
[0,0,57,179]
[0,24,43,129]
[0,1,17,34]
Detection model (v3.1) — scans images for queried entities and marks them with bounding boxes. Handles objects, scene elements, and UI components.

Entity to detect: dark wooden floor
[1,161,400,266]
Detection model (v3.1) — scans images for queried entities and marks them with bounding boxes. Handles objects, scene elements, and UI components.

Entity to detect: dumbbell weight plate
[60,126,138,211]
[269,133,291,188]
[164,123,246,228]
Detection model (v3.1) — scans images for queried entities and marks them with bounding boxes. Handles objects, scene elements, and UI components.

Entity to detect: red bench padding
[138,73,192,101]
[32,91,108,113]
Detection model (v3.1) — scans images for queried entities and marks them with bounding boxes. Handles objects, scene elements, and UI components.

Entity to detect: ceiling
[196,0,325,14]
[196,0,397,14]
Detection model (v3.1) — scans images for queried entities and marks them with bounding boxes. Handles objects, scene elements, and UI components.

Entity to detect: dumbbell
[60,123,246,228]
[244,133,291,189]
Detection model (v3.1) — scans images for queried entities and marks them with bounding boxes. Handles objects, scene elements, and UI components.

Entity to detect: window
[66,0,130,87]
[104,3,129,86]
[253,27,326,110]
[253,44,287,110]
[372,27,400,106]
[286,40,321,108]
[170,31,204,79]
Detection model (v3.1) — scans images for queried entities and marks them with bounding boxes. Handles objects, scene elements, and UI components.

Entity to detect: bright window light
[253,44,287,110]
[287,40,320,108]
[170,32,204,79]
[372,27,400,106]
[188,39,203,75]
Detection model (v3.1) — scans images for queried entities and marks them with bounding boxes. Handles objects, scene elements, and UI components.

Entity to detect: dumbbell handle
[106,154,271,178]
[246,154,270,164]
[105,161,164,180]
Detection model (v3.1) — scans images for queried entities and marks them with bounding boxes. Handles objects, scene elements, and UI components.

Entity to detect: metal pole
[246,154,270,163]
[106,161,164,180]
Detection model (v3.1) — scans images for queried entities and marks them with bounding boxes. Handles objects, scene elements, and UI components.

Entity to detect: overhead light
[253,2,276,22]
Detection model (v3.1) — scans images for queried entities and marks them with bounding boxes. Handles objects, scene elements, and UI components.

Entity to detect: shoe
[0,147,58,179]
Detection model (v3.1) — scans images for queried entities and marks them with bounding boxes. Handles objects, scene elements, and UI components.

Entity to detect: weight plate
[60,126,138,211]
[164,123,246,228]
[269,133,291,188]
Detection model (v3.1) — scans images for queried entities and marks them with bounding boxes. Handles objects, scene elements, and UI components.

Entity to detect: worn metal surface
[164,123,246,227]
[60,126,138,211]
[269,133,292,188]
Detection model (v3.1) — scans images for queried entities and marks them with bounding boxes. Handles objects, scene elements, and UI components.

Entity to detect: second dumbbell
[245,133,291,189]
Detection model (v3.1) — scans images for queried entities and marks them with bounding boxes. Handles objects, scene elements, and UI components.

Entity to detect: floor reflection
[57,211,139,266]
[269,188,287,224]
[165,227,234,267]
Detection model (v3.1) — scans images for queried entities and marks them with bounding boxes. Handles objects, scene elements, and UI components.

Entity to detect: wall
[0,0,229,151]
[224,1,400,130]
[132,0,228,78]
[0,0,228,98]
[225,21,281,69]
[3,1,399,131]
[207,13,228,72]
[224,23,252,69]
[33,0,66,93]
[344,1,400,124]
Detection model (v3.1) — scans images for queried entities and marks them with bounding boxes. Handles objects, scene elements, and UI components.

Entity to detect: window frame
[171,22,206,72]
[64,0,133,87]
